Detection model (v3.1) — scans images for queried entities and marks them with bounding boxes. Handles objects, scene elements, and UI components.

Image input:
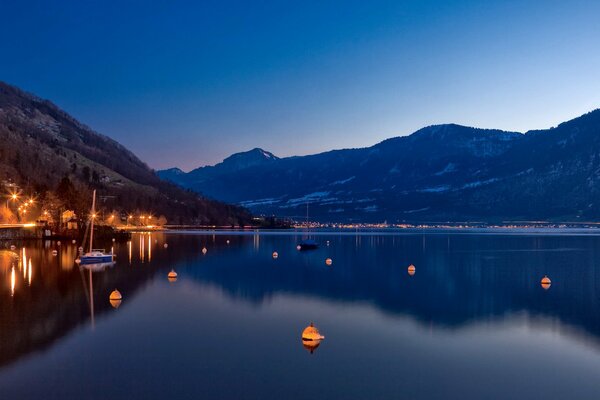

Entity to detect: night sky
[1,0,599,170]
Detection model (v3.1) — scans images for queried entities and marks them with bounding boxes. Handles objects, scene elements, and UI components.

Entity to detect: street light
[6,193,18,209]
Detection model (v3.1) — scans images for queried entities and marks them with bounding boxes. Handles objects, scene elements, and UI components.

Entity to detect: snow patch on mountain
[330,176,355,185]
[434,163,456,176]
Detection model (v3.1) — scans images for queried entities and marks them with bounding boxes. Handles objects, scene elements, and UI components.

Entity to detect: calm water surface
[1,230,600,399]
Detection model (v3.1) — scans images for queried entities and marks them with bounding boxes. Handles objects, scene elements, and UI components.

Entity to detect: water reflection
[1,232,600,398]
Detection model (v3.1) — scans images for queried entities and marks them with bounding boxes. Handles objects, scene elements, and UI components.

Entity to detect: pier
[0,224,43,240]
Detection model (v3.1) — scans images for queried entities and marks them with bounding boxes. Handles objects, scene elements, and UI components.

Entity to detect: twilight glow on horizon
[1,0,599,170]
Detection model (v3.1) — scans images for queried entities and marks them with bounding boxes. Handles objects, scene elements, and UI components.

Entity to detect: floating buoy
[272,251,279,259]
[75,258,81,264]
[541,275,551,290]
[52,250,58,256]
[326,240,330,246]
[164,243,168,249]
[408,264,416,276]
[78,246,83,253]
[112,238,116,242]
[325,258,333,266]
[168,270,178,282]
[10,245,15,251]
[72,239,76,244]
[296,245,302,251]
[57,241,61,246]
[302,322,325,341]
[226,239,230,244]
[109,289,122,308]
[202,247,207,255]
[109,289,122,301]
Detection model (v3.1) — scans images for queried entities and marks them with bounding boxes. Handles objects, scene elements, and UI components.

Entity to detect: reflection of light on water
[28,260,32,286]
[22,248,27,279]
[140,234,145,262]
[128,241,132,264]
[253,233,260,251]
[148,234,152,262]
[10,266,15,296]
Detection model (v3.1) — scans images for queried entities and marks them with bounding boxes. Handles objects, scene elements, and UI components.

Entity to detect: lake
[1,230,600,399]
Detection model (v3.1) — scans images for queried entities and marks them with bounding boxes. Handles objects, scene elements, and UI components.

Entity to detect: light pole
[6,193,18,209]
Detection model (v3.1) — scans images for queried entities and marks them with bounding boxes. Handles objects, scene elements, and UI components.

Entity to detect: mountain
[0,81,251,225]
[159,110,600,222]
[158,148,278,187]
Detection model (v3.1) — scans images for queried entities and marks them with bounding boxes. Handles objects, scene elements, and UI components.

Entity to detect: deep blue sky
[1,0,599,170]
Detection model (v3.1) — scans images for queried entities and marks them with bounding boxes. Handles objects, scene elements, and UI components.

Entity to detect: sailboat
[297,202,318,250]
[79,190,114,265]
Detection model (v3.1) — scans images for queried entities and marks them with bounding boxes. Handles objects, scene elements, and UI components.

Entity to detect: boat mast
[89,190,96,253]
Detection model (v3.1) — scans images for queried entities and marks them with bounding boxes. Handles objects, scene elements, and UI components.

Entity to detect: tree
[0,206,17,224]
[56,176,76,207]
[82,166,90,182]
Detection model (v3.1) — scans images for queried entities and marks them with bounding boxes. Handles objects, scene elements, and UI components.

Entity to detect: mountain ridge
[159,109,600,222]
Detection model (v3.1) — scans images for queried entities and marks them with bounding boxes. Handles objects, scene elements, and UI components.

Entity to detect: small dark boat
[297,239,319,250]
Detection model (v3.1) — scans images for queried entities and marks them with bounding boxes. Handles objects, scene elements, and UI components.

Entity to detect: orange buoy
[109,289,122,301]
[325,258,333,266]
[541,275,551,290]
[272,251,279,259]
[168,270,178,282]
[109,288,122,308]
[302,322,325,341]
[408,264,416,276]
